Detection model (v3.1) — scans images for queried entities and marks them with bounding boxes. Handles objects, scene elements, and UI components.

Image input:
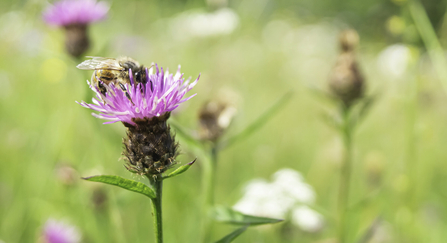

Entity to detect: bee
[77,56,147,101]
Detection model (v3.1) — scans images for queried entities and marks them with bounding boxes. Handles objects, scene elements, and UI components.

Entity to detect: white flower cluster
[233,168,324,232]
[170,8,239,40]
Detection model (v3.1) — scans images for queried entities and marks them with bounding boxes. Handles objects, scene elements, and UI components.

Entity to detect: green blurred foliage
[1,0,447,242]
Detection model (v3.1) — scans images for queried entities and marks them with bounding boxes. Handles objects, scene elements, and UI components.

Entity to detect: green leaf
[214,225,249,243]
[213,206,283,226]
[83,175,155,199]
[306,85,337,103]
[163,159,196,180]
[348,94,377,128]
[220,91,293,150]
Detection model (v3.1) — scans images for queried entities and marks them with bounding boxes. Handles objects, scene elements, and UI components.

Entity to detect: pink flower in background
[78,65,199,125]
[43,0,109,26]
[44,219,81,243]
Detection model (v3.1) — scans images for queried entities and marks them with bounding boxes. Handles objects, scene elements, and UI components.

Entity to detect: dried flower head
[329,29,365,108]
[43,219,81,243]
[43,0,109,57]
[198,100,236,142]
[78,65,199,175]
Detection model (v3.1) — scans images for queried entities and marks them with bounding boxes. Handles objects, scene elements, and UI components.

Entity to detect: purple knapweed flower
[78,64,199,175]
[43,0,109,57]
[43,219,81,243]
[78,65,199,125]
[43,0,109,27]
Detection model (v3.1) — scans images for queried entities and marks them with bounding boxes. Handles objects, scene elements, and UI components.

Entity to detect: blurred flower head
[43,219,81,243]
[43,0,109,27]
[233,168,324,232]
[170,8,239,41]
[78,65,198,126]
[377,44,414,79]
[198,99,237,142]
[291,206,324,233]
[43,0,109,57]
[329,29,365,108]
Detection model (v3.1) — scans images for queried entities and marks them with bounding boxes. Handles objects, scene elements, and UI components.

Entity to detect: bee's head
[134,68,147,84]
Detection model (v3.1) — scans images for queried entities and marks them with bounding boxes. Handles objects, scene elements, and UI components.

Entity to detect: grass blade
[213,206,283,226]
[220,91,293,150]
[214,225,249,243]
[409,0,447,93]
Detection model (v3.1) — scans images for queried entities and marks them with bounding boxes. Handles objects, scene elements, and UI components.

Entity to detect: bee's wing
[77,57,124,70]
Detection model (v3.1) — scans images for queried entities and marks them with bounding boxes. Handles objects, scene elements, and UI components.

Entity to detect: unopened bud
[329,29,364,108]
[339,29,359,52]
[198,100,236,142]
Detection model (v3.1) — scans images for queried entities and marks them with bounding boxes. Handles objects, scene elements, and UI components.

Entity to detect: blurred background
[1,0,447,242]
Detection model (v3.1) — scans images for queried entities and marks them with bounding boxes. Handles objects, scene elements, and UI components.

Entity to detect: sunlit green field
[2,0,447,242]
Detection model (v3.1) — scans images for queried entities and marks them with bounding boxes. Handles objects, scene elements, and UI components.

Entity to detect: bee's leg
[119,83,135,105]
[97,81,107,95]
[96,82,108,105]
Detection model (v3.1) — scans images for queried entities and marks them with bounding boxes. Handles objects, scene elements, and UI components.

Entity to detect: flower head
[78,64,199,175]
[43,219,81,243]
[43,0,109,27]
[79,65,198,125]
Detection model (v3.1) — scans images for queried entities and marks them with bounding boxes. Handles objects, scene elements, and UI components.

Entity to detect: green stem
[200,145,218,242]
[148,175,163,243]
[337,107,353,243]
[208,146,218,205]
[409,0,447,93]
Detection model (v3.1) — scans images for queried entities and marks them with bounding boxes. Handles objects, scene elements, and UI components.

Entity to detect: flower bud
[198,100,236,142]
[329,29,365,108]
[339,29,359,52]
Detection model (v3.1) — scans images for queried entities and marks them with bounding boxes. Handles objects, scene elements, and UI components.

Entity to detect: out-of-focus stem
[409,0,447,93]
[337,107,353,243]
[200,145,218,243]
[149,175,163,243]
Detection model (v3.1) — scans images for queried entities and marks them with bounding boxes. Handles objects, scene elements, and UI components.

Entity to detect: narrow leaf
[214,225,249,243]
[349,94,377,128]
[213,206,283,226]
[163,159,196,180]
[220,91,293,150]
[83,175,155,199]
